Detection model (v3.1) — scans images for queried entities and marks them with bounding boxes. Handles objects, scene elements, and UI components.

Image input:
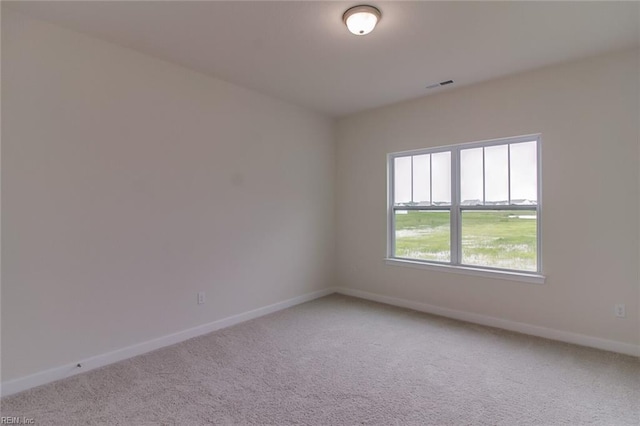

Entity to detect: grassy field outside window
[394,210,537,272]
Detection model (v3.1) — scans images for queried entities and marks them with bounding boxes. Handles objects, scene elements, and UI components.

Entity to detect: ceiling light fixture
[343,5,381,36]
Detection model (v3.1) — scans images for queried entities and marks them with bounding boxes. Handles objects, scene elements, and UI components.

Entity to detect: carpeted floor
[2,294,639,425]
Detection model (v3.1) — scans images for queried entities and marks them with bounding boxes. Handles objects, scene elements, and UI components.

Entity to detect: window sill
[384,258,546,285]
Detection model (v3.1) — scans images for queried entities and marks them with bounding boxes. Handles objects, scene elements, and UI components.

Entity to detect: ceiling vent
[426,80,454,89]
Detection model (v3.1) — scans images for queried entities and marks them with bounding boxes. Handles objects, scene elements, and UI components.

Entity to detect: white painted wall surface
[1,10,335,382]
[336,49,640,347]
[2,6,638,392]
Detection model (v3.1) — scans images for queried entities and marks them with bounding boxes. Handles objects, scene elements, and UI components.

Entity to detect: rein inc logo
[1,418,35,425]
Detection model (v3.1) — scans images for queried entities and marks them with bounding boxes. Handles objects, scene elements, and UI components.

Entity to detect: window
[387,135,541,278]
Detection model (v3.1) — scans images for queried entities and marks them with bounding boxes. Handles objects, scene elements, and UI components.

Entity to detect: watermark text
[1,417,35,425]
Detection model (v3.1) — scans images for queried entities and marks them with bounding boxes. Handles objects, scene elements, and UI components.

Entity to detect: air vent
[426,79,454,89]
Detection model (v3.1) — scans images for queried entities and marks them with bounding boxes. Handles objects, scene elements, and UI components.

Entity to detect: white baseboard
[4,286,636,397]
[0,287,335,398]
[335,287,640,357]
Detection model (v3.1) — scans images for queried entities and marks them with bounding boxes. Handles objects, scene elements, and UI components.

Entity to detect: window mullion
[410,156,414,203]
[429,154,433,206]
[451,148,461,265]
[536,138,542,274]
[507,144,511,205]
[482,147,486,205]
[388,154,395,258]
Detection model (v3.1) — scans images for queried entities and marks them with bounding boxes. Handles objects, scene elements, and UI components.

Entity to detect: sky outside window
[394,140,536,205]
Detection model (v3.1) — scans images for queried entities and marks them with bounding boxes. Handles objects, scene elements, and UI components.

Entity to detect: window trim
[387,134,543,281]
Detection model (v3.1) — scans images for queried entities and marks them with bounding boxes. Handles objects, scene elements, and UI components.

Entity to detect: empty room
[1,1,639,425]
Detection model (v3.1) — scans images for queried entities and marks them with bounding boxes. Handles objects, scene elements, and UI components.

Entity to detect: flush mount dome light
[343,5,381,36]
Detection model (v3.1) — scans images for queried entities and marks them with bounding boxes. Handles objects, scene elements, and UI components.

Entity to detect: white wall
[337,49,640,347]
[2,7,638,390]
[1,10,335,382]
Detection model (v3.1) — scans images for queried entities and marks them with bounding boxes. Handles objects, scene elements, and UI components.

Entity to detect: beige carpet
[2,294,639,425]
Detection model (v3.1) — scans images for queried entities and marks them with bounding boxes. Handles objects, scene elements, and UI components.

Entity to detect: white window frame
[386,134,545,284]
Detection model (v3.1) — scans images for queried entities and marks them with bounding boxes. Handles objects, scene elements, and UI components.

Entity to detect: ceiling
[5,1,640,117]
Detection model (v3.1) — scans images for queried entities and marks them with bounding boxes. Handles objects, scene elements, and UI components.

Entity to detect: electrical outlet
[197,292,206,305]
[614,304,625,318]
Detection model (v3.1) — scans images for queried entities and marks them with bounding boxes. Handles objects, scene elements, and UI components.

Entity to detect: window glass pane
[460,147,483,205]
[394,156,411,205]
[461,210,537,271]
[510,141,537,204]
[431,151,451,205]
[395,210,450,262]
[412,154,431,205]
[484,145,509,204]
